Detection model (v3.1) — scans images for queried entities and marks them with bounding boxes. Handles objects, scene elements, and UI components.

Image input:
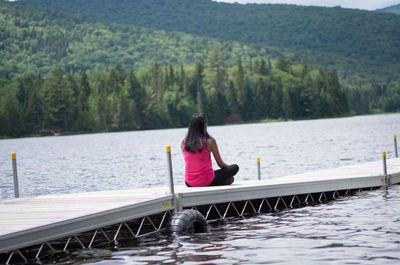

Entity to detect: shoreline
[0,112,397,140]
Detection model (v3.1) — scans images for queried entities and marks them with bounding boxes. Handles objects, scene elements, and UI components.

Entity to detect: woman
[182,113,239,187]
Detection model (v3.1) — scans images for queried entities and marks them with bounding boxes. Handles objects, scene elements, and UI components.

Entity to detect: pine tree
[109,63,126,94]
[225,80,239,118]
[240,76,254,121]
[179,64,188,97]
[234,56,246,103]
[25,74,43,132]
[65,72,79,126]
[126,70,146,127]
[255,77,271,119]
[270,85,283,119]
[75,71,93,131]
[206,47,227,94]
[0,92,23,137]
[276,54,291,73]
[94,76,110,131]
[43,68,74,131]
[193,62,204,113]
[116,90,131,130]
[259,59,268,76]
[326,69,349,115]
[79,71,91,97]
[302,73,320,118]
[75,90,93,131]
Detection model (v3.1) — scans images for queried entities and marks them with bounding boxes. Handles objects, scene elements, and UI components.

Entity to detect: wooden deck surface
[0,190,170,237]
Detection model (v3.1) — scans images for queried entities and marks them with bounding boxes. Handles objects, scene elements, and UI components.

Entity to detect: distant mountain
[0,0,280,77]
[20,0,400,84]
[1,0,399,84]
[377,4,400,14]
[21,0,400,63]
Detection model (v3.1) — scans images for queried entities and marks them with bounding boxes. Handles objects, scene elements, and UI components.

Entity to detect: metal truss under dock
[1,158,400,264]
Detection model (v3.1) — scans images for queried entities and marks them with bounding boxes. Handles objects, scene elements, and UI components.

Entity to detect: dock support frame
[1,209,173,264]
[184,187,380,223]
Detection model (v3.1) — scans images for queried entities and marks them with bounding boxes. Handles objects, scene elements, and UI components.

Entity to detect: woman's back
[183,141,214,187]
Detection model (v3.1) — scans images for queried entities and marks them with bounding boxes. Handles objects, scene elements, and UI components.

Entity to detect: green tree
[225,80,239,118]
[125,70,146,127]
[79,71,91,97]
[253,59,269,76]
[65,72,79,125]
[116,90,132,130]
[320,69,350,116]
[234,56,246,106]
[25,75,43,132]
[108,63,126,94]
[302,72,320,118]
[75,71,93,131]
[43,68,74,131]
[164,84,196,127]
[206,88,227,124]
[326,69,349,115]
[254,77,271,118]
[206,47,228,94]
[239,76,254,121]
[347,87,369,114]
[16,77,31,107]
[0,92,23,137]
[276,54,292,73]
[270,83,283,118]
[179,64,188,97]
[74,90,94,131]
[192,62,205,113]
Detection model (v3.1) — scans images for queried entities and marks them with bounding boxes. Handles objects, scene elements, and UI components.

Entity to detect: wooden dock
[1,157,400,263]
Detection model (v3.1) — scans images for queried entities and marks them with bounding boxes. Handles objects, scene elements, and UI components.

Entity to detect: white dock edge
[179,176,384,207]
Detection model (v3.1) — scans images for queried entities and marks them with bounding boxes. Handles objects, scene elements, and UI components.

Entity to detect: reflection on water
[1,114,400,264]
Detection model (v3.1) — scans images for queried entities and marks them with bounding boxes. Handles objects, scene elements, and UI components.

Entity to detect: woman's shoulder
[206,137,215,143]
[205,137,216,150]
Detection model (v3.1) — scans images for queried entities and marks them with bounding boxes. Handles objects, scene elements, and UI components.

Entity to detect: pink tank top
[182,141,215,187]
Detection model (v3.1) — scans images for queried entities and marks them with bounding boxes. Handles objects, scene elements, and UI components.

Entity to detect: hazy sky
[214,0,400,10]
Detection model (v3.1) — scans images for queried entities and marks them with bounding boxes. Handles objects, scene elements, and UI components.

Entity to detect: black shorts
[186,164,239,187]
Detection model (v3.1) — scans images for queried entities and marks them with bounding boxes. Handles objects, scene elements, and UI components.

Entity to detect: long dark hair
[184,113,211,153]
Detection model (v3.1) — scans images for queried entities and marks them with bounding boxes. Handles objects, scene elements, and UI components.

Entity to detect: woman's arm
[207,138,228,168]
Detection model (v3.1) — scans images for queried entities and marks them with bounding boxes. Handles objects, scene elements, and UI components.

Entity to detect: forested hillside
[377,4,400,14]
[2,51,399,138]
[22,0,400,85]
[0,0,280,78]
[0,55,352,137]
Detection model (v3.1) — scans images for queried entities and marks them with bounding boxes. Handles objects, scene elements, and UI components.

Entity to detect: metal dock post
[11,153,19,198]
[382,152,390,189]
[394,134,398,158]
[166,146,175,195]
[257,157,261,180]
[166,146,180,212]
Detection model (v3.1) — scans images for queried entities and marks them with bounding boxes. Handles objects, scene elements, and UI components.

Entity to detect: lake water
[1,114,400,264]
